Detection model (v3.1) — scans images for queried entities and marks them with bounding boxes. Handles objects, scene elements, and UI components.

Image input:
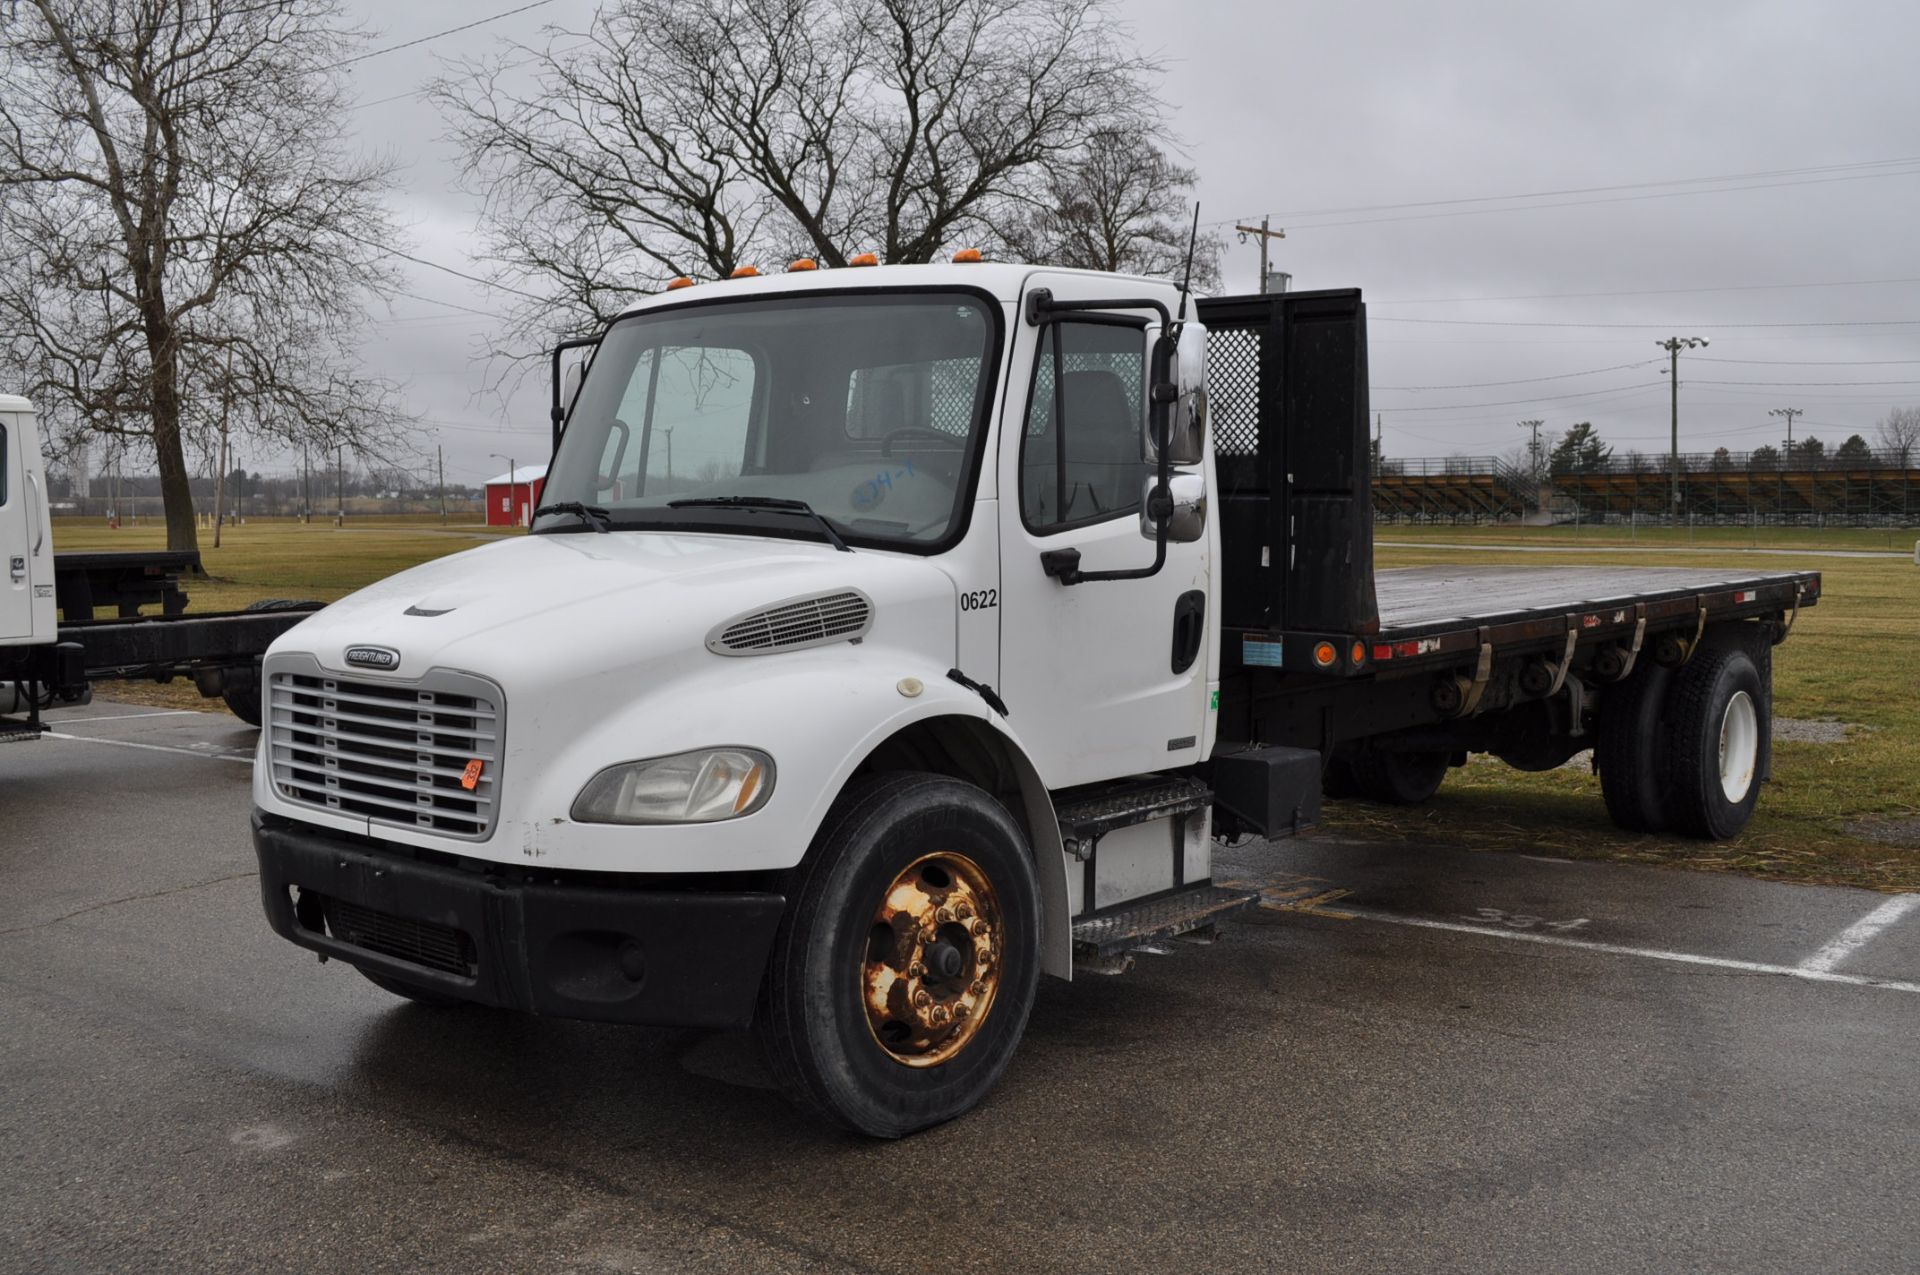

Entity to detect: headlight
[571,748,774,825]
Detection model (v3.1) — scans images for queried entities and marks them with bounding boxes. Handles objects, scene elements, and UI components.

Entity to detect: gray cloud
[337,0,1920,484]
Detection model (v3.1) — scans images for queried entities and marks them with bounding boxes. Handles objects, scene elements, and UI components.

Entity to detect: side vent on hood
[707,590,874,656]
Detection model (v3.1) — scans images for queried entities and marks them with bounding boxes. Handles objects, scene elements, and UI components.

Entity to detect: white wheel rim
[1718,691,1759,804]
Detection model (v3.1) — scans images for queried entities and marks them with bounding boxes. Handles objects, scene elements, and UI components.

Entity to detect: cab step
[1054,776,1211,859]
[1071,883,1259,961]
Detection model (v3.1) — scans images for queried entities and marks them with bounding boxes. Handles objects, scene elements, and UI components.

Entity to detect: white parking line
[1799,895,1920,974]
[43,709,203,725]
[1341,907,1920,995]
[42,731,253,765]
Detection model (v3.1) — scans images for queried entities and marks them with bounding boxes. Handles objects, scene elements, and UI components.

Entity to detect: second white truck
[246,261,1819,1136]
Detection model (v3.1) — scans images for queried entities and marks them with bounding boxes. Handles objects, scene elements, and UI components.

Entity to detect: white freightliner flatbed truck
[1,395,319,741]
[244,263,1820,1136]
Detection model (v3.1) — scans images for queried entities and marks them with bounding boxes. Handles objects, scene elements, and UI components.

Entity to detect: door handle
[1170,590,1206,674]
[25,470,45,554]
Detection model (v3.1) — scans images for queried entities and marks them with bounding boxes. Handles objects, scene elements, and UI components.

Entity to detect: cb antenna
[1176,203,1200,324]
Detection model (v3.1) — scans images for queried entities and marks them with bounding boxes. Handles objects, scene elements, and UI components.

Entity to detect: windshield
[537,291,1001,550]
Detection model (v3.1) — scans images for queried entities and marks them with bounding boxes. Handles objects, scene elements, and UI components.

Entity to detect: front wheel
[757,773,1040,1138]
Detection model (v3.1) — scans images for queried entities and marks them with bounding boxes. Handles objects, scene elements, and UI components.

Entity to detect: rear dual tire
[1600,646,1765,840]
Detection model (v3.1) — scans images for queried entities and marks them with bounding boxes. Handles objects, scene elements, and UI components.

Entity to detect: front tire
[757,773,1040,1138]
[1663,647,1766,840]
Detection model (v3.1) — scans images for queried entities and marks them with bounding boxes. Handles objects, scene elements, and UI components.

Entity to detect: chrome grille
[266,667,502,839]
[708,590,872,655]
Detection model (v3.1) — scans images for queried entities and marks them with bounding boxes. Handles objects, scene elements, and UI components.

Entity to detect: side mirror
[1146,322,1207,467]
[1139,471,1207,543]
[562,359,586,415]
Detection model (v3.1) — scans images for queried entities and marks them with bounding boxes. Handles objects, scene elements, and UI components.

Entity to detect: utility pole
[662,428,675,489]
[1373,411,1383,474]
[302,444,311,523]
[489,453,518,525]
[438,444,447,523]
[1769,406,1802,459]
[336,443,344,524]
[1235,216,1288,293]
[1656,336,1708,517]
[212,346,233,548]
[1516,418,1545,512]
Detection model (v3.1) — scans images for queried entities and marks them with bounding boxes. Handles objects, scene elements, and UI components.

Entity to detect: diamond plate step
[1071,884,1259,959]
[1054,776,1211,855]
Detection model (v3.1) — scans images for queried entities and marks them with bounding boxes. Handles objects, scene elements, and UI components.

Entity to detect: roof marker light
[848,252,879,267]
[730,265,760,278]
[788,258,817,272]
[666,276,695,290]
[952,247,982,263]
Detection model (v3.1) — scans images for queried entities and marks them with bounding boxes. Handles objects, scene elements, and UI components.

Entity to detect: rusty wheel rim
[861,851,1003,1068]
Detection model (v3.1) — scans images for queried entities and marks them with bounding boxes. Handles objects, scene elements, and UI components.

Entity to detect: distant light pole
[1657,336,1709,514]
[1769,406,1803,460]
[488,452,517,525]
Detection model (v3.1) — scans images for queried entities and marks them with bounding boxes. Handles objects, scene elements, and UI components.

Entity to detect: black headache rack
[1196,288,1822,753]
[1197,288,1380,675]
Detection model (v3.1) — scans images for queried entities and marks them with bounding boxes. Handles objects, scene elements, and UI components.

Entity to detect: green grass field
[53,516,1920,889]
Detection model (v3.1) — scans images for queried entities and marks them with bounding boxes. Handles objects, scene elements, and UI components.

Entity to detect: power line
[1693,356,1920,366]
[324,1,557,71]
[349,39,595,112]
[1373,316,1920,330]
[1695,378,1920,387]
[391,289,506,318]
[1377,359,1659,391]
[1372,275,1920,306]
[1372,381,1669,412]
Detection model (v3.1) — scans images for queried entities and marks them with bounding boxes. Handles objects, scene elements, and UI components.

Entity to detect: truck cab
[1,395,60,732]
[249,262,1816,1137]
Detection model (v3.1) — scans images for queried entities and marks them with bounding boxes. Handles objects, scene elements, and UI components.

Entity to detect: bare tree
[1878,406,1920,466]
[434,0,1163,357]
[0,0,408,553]
[1001,130,1220,288]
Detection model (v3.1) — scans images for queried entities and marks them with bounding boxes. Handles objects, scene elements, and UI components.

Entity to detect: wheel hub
[1718,689,1759,804]
[862,851,1003,1067]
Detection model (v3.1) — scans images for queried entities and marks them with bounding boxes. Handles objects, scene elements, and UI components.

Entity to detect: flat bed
[1374,565,1820,639]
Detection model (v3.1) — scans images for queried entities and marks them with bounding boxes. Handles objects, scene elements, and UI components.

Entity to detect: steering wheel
[882,427,965,458]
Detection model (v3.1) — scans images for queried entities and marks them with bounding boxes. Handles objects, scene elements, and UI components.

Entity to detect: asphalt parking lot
[4,702,1917,1274]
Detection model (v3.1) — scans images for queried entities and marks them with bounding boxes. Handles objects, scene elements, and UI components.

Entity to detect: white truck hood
[274,529,957,681]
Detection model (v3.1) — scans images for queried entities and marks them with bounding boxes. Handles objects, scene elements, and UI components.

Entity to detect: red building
[483,463,547,528]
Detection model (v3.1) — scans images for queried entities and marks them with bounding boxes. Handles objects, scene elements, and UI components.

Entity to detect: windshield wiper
[533,501,613,533]
[667,495,853,552]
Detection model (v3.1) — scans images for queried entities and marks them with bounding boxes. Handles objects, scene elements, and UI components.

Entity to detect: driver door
[995,275,1213,790]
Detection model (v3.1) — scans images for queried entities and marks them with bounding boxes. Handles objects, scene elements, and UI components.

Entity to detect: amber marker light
[788,258,817,272]
[848,252,879,267]
[1350,641,1367,666]
[730,265,760,278]
[1313,641,1338,668]
[952,247,983,263]
[665,276,694,290]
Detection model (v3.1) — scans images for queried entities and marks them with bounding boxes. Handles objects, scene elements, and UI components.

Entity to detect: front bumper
[252,812,786,1029]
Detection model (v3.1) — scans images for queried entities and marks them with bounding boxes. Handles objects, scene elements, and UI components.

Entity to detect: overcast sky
[331,0,1920,486]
